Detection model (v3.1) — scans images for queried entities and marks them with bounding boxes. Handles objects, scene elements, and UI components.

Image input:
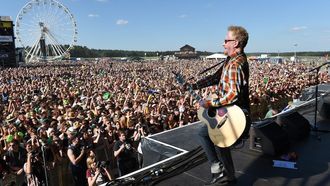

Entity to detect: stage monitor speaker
[276,111,311,142]
[251,119,290,156]
[318,96,330,119]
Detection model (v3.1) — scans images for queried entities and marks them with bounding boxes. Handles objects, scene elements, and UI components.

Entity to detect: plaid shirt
[194,52,248,107]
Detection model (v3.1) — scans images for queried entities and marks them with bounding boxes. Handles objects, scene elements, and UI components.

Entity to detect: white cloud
[88,14,99,18]
[291,26,307,31]
[116,19,128,25]
[179,14,187,18]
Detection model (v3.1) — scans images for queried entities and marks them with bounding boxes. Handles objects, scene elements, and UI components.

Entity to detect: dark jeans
[117,157,138,177]
[71,166,87,186]
[198,124,235,178]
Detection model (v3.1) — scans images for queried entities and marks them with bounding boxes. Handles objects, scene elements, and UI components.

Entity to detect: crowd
[0,58,328,185]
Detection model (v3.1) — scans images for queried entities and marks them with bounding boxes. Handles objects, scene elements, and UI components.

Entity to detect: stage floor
[148,96,330,186]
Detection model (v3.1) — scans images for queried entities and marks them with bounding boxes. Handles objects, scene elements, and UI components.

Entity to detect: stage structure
[15,0,77,63]
[0,16,16,67]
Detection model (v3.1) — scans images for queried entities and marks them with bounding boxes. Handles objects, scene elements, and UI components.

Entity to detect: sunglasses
[224,39,236,44]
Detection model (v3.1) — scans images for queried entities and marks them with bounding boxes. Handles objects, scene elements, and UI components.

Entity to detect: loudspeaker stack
[250,119,290,156]
[250,111,311,156]
[318,96,330,119]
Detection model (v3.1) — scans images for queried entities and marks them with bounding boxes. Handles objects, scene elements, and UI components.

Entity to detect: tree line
[69,45,212,58]
[68,45,329,58]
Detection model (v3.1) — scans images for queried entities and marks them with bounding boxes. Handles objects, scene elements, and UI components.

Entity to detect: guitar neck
[187,86,202,102]
[173,71,202,102]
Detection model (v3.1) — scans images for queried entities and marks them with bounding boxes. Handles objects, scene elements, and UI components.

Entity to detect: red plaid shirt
[194,52,248,107]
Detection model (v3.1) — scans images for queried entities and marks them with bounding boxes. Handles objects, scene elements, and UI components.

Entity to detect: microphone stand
[41,144,49,186]
[309,62,330,140]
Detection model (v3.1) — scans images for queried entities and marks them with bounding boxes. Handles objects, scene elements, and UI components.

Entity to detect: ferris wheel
[15,0,77,63]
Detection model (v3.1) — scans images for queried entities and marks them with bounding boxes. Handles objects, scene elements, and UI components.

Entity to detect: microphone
[309,62,330,72]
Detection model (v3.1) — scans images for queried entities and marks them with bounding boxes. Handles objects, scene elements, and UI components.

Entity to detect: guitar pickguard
[200,107,228,129]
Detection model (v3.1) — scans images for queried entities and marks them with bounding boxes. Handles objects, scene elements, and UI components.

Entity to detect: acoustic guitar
[173,71,246,147]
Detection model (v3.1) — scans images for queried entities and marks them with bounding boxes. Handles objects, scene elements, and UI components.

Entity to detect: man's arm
[191,67,222,90]
[114,143,125,158]
[67,148,85,165]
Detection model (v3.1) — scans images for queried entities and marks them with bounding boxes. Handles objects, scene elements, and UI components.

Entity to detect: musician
[190,26,250,185]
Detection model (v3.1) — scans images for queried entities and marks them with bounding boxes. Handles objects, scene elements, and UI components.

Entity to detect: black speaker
[318,96,330,119]
[276,111,311,142]
[251,119,290,156]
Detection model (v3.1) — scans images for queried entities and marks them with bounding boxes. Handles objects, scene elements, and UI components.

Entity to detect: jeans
[198,124,235,177]
[198,124,219,164]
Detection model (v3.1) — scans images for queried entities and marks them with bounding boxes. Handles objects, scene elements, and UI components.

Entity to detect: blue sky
[1,0,330,53]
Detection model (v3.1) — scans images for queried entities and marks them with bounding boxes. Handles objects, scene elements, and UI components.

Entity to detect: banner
[0,36,13,42]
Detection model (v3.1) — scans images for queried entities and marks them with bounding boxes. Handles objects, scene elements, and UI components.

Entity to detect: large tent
[206,53,227,60]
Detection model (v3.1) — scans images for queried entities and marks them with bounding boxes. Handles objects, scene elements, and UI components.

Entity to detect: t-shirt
[86,169,105,185]
[113,140,133,162]
[4,148,27,168]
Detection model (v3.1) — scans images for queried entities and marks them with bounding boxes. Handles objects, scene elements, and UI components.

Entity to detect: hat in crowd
[46,128,54,137]
[63,99,69,106]
[6,135,14,142]
[25,112,31,119]
[67,126,77,135]
[73,121,80,129]
[65,112,75,120]
[17,131,24,138]
[66,120,73,127]
[102,92,111,100]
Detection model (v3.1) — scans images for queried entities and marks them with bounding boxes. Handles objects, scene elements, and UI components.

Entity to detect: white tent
[206,53,227,60]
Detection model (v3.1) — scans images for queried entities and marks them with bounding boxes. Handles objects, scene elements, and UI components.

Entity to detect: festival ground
[112,93,330,186]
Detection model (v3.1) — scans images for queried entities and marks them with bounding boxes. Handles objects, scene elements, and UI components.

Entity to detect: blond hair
[86,156,96,169]
[228,25,249,49]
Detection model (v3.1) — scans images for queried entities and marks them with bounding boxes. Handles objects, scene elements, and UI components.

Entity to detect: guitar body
[197,105,246,148]
[172,71,246,148]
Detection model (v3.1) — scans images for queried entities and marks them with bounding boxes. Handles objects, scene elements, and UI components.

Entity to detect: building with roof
[174,44,199,59]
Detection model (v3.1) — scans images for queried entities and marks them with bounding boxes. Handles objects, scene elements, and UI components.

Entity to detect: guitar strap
[198,58,227,75]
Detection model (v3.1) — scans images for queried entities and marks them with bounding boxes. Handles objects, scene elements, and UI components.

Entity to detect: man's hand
[120,144,125,151]
[80,147,85,155]
[199,99,211,108]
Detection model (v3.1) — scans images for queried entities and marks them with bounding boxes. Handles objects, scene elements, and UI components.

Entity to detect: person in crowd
[113,130,138,177]
[86,155,112,186]
[264,104,278,119]
[67,135,88,186]
[3,140,26,186]
[23,141,46,186]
